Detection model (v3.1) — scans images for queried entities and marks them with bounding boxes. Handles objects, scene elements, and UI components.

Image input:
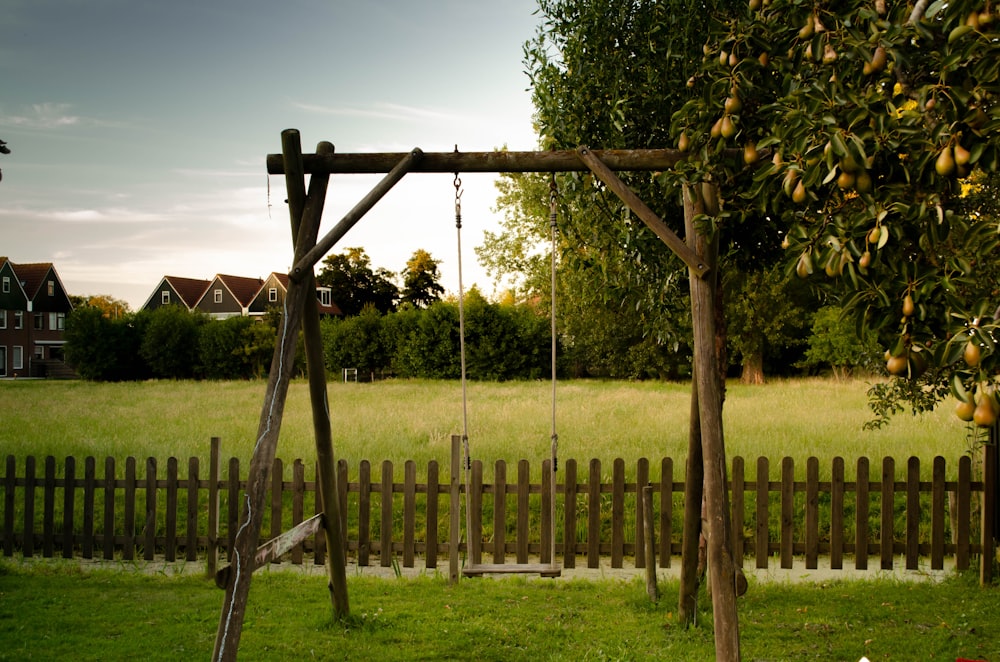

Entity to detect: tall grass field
[0,377,979,479]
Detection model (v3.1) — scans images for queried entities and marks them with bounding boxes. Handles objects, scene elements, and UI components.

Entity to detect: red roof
[7,261,54,298]
[162,276,211,308]
[216,274,264,307]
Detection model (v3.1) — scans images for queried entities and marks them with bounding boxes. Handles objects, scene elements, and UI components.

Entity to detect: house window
[47,280,55,296]
[34,313,44,330]
[2,276,9,293]
[268,288,278,303]
[34,345,44,360]
[214,289,223,304]
[161,291,171,305]
[0,347,6,377]
[0,310,5,329]
[12,346,22,371]
[49,312,65,331]
[318,288,332,307]
[14,311,23,329]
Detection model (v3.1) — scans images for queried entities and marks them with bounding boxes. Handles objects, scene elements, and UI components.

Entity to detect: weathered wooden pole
[684,182,740,661]
[678,373,705,626]
[211,136,328,662]
[281,131,350,617]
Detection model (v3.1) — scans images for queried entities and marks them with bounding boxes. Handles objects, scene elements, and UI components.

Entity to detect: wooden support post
[283,132,351,618]
[684,182,740,661]
[678,374,704,626]
[211,133,329,662]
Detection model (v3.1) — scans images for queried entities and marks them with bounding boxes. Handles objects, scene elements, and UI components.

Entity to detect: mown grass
[1,559,998,661]
[0,377,980,481]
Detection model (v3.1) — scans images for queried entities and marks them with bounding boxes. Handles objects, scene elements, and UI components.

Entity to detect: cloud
[2,103,81,129]
[290,100,462,124]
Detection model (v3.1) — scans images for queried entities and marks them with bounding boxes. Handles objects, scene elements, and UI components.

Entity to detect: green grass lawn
[1,559,998,661]
[0,377,980,480]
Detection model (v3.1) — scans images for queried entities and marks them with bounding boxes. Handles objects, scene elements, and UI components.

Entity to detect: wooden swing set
[212,129,735,661]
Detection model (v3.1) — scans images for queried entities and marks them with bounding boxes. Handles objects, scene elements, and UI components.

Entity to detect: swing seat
[462,563,562,578]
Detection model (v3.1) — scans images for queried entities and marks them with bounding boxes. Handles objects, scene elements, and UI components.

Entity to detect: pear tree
[669,0,1000,429]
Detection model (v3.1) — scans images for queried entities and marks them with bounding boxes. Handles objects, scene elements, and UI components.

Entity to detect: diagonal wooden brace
[215,514,325,589]
[289,147,425,283]
[575,145,710,279]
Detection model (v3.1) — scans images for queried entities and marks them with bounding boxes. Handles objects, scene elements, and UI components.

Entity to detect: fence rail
[1,438,990,574]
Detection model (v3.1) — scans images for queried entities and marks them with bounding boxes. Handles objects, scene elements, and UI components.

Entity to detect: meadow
[0,377,978,479]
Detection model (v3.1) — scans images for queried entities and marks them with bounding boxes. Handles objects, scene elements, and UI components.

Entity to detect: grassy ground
[0,377,980,480]
[1,558,998,661]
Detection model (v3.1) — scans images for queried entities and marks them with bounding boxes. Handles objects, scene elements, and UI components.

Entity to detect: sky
[1,0,542,310]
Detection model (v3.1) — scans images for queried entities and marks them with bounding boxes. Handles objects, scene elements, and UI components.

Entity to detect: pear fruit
[954,143,971,167]
[725,95,743,114]
[867,226,881,244]
[859,250,872,269]
[744,142,759,165]
[720,115,737,139]
[792,180,807,204]
[974,391,997,427]
[678,132,690,152]
[837,170,856,189]
[796,252,813,278]
[965,340,981,367]
[902,294,915,317]
[799,16,815,39]
[855,170,873,193]
[870,46,887,72]
[935,146,956,176]
[955,398,976,422]
[886,353,909,376]
[711,117,723,139]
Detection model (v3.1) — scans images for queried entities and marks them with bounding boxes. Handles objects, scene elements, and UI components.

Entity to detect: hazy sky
[2,0,541,309]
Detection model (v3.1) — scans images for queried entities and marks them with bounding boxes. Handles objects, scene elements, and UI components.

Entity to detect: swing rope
[455,167,562,576]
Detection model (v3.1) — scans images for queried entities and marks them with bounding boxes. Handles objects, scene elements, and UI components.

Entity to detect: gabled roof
[215,274,265,307]
[269,272,343,316]
[162,276,211,308]
[9,261,54,299]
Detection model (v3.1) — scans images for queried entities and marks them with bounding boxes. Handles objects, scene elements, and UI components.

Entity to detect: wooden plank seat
[462,563,561,578]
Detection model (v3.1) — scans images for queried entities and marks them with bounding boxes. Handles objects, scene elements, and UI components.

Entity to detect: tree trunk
[684,183,741,661]
[739,352,764,385]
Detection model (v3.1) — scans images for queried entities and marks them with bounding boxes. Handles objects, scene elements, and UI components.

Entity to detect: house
[249,272,342,318]
[141,271,342,319]
[141,276,211,312]
[0,257,74,378]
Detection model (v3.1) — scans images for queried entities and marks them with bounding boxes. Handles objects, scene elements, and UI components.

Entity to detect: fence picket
[906,457,920,570]
[587,459,600,568]
[166,458,178,561]
[636,458,649,569]
[426,460,439,569]
[755,457,768,568]
[517,459,529,564]
[805,457,818,570]
[23,456,35,558]
[830,457,844,569]
[380,460,393,567]
[957,456,971,570]
[102,457,114,560]
[62,456,75,559]
[186,457,199,563]
[493,460,507,563]
[43,455,56,558]
[82,457,95,559]
[931,456,945,570]
[612,458,625,569]
[358,460,371,566]
[881,457,895,570]
[780,457,793,569]
[403,460,416,568]
[564,459,578,569]
[731,456,744,569]
[4,456,15,557]
[855,457,869,570]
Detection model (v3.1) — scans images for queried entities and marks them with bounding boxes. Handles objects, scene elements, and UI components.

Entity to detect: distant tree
[140,306,205,379]
[316,247,399,315]
[83,294,131,319]
[64,307,150,381]
[0,138,9,182]
[801,306,881,379]
[400,249,445,308]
